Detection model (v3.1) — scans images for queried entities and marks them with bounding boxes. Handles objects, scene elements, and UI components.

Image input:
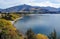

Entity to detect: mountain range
[0,4,60,13]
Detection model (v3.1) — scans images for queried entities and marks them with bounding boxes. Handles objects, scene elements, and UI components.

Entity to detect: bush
[0,13,21,21]
[36,34,48,39]
[0,19,23,39]
[9,14,20,20]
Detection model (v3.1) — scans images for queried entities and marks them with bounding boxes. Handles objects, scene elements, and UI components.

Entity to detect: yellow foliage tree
[36,34,48,39]
[0,19,23,39]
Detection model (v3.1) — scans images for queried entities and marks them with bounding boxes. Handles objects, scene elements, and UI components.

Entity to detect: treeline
[0,13,30,21]
[23,28,58,39]
[0,13,21,21]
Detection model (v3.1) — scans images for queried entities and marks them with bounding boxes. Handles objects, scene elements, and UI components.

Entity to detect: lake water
[14,14,60,35]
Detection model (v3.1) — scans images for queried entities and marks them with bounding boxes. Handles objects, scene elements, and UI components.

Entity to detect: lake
[14,14,60,35]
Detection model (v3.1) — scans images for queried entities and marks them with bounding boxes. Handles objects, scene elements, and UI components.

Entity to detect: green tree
[48,29,57,39]
[26,28,36,39]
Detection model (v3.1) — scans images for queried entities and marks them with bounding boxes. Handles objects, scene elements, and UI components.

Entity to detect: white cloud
[0,0,32,9]
[28,1,60,8]
[0,0,60,9]
[54,0,60,2]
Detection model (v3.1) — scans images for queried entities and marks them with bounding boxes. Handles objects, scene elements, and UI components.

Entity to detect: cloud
[28,1,60,8]
[54,0,60,2]
[0,0,60,9]
[0,0,32,9]
[34,0,60,3]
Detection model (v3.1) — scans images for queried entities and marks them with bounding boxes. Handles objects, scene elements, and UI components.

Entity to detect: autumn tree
[36,34,48,39]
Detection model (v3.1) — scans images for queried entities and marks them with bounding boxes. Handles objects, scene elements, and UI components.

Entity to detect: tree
[0,13,21,21]
[26,28,36,39]
[48,29,57,39]
[36,34,48,39]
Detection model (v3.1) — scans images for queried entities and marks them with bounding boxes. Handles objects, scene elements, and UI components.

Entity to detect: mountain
[0,4,45,13]
[41,7,58,11]
[0,9,3,11]
[1,4,31,12]
[0,4,60,13]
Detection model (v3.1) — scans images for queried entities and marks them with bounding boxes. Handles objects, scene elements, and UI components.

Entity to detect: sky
[0,0,60,9]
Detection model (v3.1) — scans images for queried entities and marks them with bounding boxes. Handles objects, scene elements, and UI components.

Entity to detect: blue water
[14,14,60,35]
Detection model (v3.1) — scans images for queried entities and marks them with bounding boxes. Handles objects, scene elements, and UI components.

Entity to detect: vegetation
[0,13,21,21]
[48,29,57,39]
[26,29,36,39]
[36,34,48,39]
[0,19,23,39]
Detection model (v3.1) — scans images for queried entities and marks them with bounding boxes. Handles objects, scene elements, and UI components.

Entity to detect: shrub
[36,34,48,39]
[0,19,23,39]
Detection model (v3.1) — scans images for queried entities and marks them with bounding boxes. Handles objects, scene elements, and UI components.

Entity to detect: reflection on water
[14,14,60,35]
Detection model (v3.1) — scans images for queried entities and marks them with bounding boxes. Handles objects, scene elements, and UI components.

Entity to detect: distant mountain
[1,4,31,12]
[0,9,3,11]
[42,7,59,12]
[0,4,60,13]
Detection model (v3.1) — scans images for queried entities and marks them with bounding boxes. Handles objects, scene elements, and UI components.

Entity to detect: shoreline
[10,17,23,24]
